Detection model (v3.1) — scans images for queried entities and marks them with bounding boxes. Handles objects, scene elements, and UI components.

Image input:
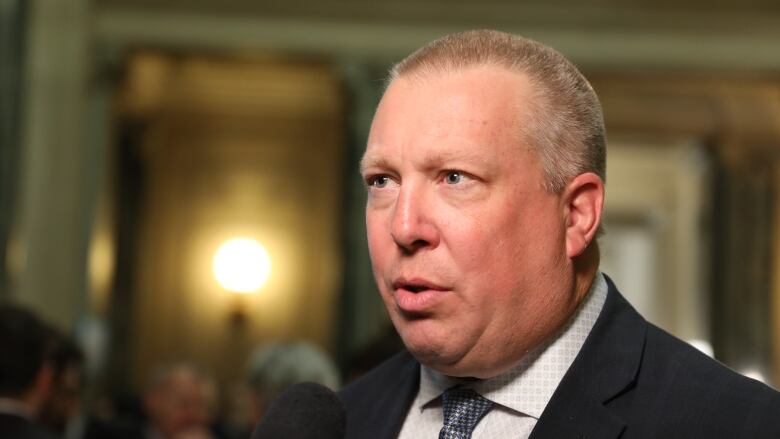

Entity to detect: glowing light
[740,367,767,384]
[213,238,271,293]
[687,339,714,358]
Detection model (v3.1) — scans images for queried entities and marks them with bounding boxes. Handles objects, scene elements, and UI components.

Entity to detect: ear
[562,172,604,258]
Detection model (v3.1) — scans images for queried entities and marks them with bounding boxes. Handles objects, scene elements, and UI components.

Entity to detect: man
[0,303,57,439]
[142,363,217,439]
[339,30,780,438]
[246,341,340,422]
[38,336,85,438]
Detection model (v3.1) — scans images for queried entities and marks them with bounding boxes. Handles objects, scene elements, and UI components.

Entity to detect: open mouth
[391,278,449,313]
[393,278,445,293]
[402,284,428,293]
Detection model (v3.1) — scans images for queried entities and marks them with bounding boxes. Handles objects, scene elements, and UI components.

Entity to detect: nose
[390,184,440,254]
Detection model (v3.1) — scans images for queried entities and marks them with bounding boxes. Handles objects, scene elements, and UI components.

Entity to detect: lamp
[212,237,271,326]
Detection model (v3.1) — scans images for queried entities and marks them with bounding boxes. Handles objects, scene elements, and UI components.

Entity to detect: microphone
[251,382,346,439]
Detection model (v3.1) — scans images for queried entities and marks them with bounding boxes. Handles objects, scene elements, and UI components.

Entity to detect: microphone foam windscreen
[251,381,346,439]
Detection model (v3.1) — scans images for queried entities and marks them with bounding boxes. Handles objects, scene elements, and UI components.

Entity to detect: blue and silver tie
[439,387,493,439]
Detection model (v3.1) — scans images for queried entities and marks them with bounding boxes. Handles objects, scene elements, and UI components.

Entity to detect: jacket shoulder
[0,414,58,439]
[645,323,778,400]
[619,323,780,437]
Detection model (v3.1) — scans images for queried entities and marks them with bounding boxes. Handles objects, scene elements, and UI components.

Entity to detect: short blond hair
[390,30,606,193]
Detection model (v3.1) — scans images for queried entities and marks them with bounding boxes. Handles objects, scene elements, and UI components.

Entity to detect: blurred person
[247,341,340,422]
[210,380,254,439]
[143,363,217,439]
[338,29,780,438]
[0,303,57,439]
[37,336,85,438]
[78,393,147,439]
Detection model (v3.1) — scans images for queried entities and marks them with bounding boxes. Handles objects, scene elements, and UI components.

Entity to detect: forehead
[363,66,535,168]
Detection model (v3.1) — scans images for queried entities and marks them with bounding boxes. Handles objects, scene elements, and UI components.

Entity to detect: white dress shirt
[0,397,32,418]
[398,273,608,438]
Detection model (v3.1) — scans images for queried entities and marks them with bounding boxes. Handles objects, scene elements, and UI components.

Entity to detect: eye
[444,171,463,185]
[368,175,390,188]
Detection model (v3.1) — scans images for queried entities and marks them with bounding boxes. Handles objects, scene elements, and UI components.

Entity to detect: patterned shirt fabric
[439,388,493,439]
[397,273,609,439]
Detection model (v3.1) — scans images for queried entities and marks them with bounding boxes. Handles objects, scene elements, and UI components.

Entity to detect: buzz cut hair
[389,29,606,193]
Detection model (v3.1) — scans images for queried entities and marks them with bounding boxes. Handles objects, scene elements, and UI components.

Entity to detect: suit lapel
[340,350,420,439]
[530,277,647,439]
[529,393,626,439]
[373,355,419,439]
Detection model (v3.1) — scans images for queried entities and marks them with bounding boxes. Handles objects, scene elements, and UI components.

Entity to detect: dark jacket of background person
[0,303,58,439]
[37,336,85,437]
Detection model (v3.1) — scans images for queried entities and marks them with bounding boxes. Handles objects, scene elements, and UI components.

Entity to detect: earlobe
[564,173,604,258]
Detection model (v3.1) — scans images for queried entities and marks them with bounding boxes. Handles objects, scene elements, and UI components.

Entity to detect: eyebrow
[360,146,497,174]
[359,152,391,174]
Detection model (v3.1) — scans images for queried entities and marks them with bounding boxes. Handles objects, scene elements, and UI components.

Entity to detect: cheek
[448,208,526,269]
[365,212,396,300]
[450,203,556,293]
[365,213,387,259]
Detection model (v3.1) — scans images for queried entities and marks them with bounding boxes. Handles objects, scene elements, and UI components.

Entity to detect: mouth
[391,277,450,314]
[392,277,448,292]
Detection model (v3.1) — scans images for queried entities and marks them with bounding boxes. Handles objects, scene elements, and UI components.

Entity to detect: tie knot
[439,387,493,439]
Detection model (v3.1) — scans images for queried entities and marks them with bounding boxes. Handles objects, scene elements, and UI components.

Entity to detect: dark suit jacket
[0,413,57,439]
[339,279,780,438]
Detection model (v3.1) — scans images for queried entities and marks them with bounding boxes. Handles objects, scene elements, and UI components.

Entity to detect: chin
[412,354,486,378]
[401,336,469,374]
[401,332,449,361]
[405,340,510,378]
[392,315,476,370]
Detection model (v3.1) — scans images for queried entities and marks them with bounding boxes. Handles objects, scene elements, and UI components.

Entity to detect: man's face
[146,371,212,438]
[362,65,579,378]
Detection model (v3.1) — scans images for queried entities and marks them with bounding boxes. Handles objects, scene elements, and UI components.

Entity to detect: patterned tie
[439,387,493,439]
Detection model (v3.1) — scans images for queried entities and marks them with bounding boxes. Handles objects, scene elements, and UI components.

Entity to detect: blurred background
[1,0,780,436]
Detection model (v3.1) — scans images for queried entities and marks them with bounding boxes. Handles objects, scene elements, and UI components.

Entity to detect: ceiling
[92,1,780,71]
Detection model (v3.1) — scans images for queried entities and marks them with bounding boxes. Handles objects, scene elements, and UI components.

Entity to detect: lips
[391,277,450,314]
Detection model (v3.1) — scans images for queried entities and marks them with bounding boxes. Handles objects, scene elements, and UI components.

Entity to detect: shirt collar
[0,397,33,419]
[415,272,609,419]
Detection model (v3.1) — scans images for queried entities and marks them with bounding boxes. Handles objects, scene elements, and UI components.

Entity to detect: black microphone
[250,382,346,439]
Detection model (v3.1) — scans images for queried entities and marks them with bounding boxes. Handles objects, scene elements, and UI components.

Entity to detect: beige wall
[10,0,93,330]
[774,164,780,385]
[602,141,710,345]
[121,53,345,386]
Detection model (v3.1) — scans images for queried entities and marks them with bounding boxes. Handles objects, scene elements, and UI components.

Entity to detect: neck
[572,242,600,305]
